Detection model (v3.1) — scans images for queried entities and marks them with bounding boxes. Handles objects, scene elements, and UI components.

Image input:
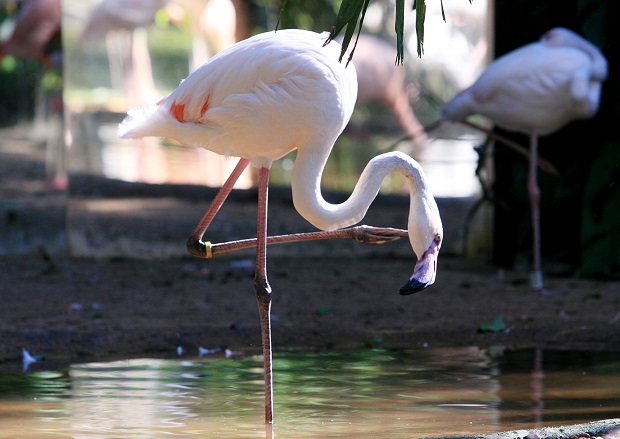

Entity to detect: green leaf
[325,0,438,64]
[327,0,361,43]
[326,0,372,65]
[478,315,506,333]
[275,0,289,30]
[395,0,405,64]
[414,0,426,57]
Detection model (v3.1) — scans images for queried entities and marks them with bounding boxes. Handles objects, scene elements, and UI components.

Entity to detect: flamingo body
[442,28,607,134]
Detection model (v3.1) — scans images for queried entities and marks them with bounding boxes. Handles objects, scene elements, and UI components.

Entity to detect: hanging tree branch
[323,0,440,65]
[278,0,468,64]
[323,0,371,65]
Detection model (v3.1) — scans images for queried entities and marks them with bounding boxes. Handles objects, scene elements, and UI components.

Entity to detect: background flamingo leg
[528,131,544,291]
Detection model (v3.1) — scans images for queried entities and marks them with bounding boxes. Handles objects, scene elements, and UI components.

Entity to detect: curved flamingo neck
[291,147,439,257]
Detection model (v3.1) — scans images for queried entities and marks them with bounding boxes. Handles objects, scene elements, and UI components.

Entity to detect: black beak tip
[399,278,431,295]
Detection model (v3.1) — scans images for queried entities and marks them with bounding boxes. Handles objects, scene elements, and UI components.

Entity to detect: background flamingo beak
[399,238,440,295]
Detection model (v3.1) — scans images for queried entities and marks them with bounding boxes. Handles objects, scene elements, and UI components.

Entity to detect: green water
[0,347,618,438]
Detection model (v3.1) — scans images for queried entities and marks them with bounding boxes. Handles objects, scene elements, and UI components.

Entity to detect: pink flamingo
[0,0,61,63]
[349,34,427,149]
[119,29,443,423]
[171,0,238,71]
[0,0,64,189]
[441,27,607,292]
[81,0,170,104]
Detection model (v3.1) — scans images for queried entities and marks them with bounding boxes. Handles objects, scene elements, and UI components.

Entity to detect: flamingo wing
[120,30,356,165]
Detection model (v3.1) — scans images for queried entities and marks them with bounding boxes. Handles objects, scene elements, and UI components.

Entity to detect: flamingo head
[540,27,608,80]
[399,187,443,295]
[400,232,442,295]
[540,27,577,47]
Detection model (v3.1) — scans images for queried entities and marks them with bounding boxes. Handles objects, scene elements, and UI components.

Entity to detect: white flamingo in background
[170,0,237,72]
[441,27,607,292]
[119,29,443,424]
[82,0,170,104]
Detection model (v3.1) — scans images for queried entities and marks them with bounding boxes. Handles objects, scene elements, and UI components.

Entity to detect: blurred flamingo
[0,0,64,189]
[170,0,237,72]
[342,34,428,150]
[81,0,170,104]
[119,29,443,423]
[442,27,607,292]
[0,0,61,64]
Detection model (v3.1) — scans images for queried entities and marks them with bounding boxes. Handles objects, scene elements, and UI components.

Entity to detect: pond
[0,347,618,438]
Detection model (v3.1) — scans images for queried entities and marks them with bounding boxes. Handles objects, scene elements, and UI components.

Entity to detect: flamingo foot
[530,270,544,291]
[351,225,408,244]
[530,270,558,296]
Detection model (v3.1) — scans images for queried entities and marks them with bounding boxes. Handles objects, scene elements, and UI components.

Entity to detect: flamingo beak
[399,237,441,295]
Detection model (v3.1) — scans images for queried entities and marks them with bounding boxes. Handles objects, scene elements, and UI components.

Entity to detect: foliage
[324,0,371,65]
[0,58,39,126]
[580,141,620,278]
[274,0,337,32]
[318,0,471,64]
[0,5,38,125]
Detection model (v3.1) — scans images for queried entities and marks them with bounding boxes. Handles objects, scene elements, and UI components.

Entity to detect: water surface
[0,347,618,438]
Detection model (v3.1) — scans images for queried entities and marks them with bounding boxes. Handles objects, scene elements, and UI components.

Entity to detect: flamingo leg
[203,226,408,257]
[528,131,543,291]
[186,158,251,257]
[255,166,274,424]
[188,159,275,423]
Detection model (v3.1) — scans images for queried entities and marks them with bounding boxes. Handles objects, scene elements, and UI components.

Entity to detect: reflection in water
[0,348,618,438]
[532,347,545,426]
